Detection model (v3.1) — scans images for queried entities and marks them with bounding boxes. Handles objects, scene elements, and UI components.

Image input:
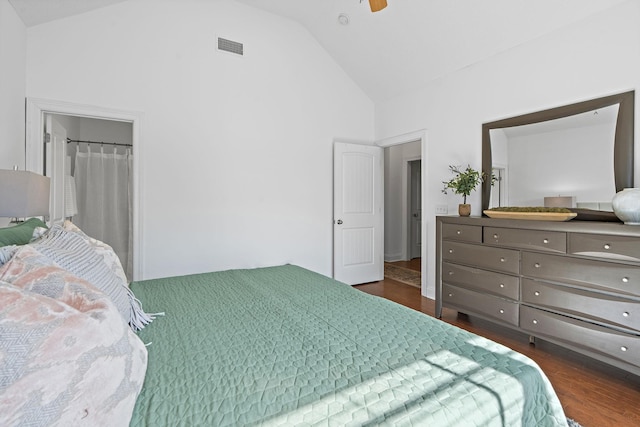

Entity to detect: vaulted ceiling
[8,0,628,103]
[8,0,128,27]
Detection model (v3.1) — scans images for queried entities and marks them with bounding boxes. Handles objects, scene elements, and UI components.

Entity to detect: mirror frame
[482,90,635,211]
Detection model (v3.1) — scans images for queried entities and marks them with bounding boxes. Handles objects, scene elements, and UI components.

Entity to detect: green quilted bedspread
[129,265,567,426]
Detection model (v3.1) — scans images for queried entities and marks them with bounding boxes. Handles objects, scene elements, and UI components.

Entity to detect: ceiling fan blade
[369,0,387,13]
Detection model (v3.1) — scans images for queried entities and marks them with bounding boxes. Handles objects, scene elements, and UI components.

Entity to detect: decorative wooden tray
[483,210,577,221]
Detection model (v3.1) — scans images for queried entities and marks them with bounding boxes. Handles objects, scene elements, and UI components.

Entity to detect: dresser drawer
[521,278,640,333]
[484,227,566,253]
[442,262,519,300]
[443,284,519,326]
[521,252,640,298]
[520,305,640,368]
[442,241,520,274]
[569,233,640,263]
[442,223,482,243]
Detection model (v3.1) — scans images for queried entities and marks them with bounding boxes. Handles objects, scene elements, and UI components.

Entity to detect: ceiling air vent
[218,37,243,56]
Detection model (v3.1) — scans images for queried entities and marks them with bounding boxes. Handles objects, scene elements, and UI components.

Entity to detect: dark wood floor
[356,259,640,427]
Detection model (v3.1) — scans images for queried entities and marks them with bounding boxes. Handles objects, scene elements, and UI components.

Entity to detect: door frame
[406,157,421,259]
[376,130,428,295]
[25,98,144,281]
[44,115,68,225]
[490,163,509,208]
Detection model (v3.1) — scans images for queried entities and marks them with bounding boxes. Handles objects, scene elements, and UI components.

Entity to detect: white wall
[384,140,421,261]
[26,0,374,280]
[507,123,615,206]
[50,114,80,141]
[0,0,26,226]
[490,129,509,166]
[0,0,26,169]
[376,0,640,298]
[77,118,132,146]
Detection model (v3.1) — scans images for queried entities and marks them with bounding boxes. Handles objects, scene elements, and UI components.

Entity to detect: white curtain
[74,145,133,280]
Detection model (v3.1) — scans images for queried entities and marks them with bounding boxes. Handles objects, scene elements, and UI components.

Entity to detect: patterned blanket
[0,235,147,426]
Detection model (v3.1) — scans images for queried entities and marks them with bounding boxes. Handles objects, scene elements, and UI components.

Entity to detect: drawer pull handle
[448,271,454,276]
[534,291,541,296]
[623,312,630,317]
[499,309,505,314]
[449,249,454,254]
[604,244,611,250]
[448,293,453,297]
[532,319,538,325]
[493,234,499,239]
[543,239,549,244]
[622,277,629,283]
[621,346,628,352]
[534,263,541,268]
[499,283,505,288]
[456,230,461,235]
[500,257,506,262]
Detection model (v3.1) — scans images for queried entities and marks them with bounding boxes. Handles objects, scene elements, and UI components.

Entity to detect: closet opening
[47,114,134,280]
[25,98,142,281]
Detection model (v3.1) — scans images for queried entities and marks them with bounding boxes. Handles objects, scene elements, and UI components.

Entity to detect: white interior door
[44,115,67,225]
[333,142,383,285]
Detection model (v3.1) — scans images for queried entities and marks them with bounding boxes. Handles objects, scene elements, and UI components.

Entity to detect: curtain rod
[66,138,132,148]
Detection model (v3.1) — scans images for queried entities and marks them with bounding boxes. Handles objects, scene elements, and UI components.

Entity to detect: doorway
[382,137,423,290]
[383,139,421,262]
[490,165,507,208]
[26,98,142,281]
[46,113,134,279]
[332,130,427,291]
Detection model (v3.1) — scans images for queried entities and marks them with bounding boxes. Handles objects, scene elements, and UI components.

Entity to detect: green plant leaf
[442,164,486,204]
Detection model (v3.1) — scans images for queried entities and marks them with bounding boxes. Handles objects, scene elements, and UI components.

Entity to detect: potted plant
[442,164,486,216]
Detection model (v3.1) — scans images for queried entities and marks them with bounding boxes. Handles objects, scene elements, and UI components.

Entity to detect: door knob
[336,219,343,224]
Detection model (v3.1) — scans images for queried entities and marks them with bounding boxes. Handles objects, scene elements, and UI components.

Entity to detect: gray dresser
[436,216,640,376]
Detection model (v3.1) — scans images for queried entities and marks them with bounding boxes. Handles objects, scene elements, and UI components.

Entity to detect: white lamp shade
[0,170,50,218]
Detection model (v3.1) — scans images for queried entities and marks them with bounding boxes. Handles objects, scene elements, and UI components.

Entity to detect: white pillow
[61,221,129,284]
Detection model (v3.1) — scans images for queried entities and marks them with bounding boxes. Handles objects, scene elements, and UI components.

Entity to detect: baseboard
[384,253,405,262]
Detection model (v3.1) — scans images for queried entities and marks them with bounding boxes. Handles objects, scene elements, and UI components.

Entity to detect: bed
[0,220,569,426]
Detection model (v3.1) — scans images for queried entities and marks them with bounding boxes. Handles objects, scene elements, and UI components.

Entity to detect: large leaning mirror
[482,90,635,212]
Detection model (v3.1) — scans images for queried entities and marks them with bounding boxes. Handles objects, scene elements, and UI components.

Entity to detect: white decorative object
[544,196,576,208]
[612,188,640,225]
